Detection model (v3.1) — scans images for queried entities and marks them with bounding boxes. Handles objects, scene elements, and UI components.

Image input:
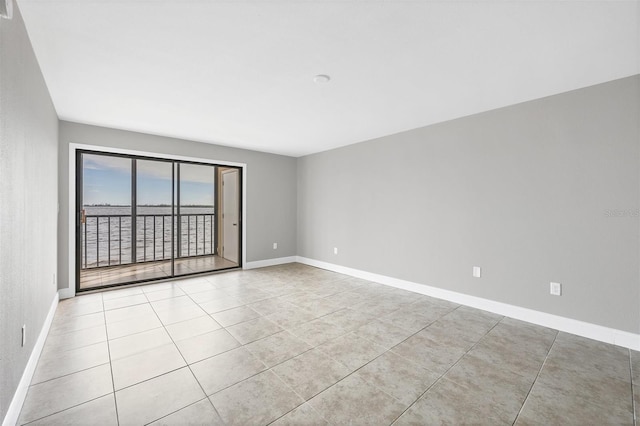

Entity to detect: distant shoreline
[84,204,214,208]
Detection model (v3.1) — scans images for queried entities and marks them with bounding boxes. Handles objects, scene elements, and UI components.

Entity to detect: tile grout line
[210,345,318,400]
[23,361,112,388]
[106,324,165,343]
[41,265,603,426]
[35,334,107,356]
[261,343,354,425]
[371,305,458,362]
[140,397,213,426]
[105,293,196,396]
[101,293,121,426]
[28,268,308,423]
[266,303,469,426]
[262,338,345,425]
[17,297,113,425]
[144,290,229,424]
[147,271,476,422]
[511,329,560,426]
[216,296,418,424]
[389,314,504,425]
[179,278,282,329]
[98,271,435,420]
[20,394,114,425]
[265,369,334,426]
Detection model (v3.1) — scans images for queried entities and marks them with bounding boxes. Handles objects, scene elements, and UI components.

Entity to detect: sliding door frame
[66,143,247,298]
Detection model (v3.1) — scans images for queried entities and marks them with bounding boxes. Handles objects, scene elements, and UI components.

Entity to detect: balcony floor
[79,255,238,289]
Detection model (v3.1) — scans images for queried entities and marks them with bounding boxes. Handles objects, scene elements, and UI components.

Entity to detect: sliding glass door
[133,158,174,283]
[175,163,219,275]
[76,151,241,291]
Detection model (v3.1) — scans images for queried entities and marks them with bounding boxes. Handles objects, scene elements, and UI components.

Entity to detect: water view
[81,154,219,269]
[82,205,216,268]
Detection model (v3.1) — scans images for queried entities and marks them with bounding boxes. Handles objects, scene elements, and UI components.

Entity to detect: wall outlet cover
[550,282,562,296]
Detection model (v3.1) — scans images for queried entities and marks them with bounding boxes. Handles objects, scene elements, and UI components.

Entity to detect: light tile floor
[18,263,639,425]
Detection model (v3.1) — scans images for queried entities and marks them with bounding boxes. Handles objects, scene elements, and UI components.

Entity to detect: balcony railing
[81,213,215,269]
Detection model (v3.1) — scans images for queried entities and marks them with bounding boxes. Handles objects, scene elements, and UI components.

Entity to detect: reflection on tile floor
[80,255,238,289]
[19,263,638,425]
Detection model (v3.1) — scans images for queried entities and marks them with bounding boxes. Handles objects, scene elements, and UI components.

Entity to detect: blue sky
[83,154,215,206]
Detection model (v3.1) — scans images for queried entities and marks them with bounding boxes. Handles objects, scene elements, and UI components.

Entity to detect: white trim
[296,256,640,351]
[58,287,74,300]
[244,256,296,270]
[2,292,59,426]
[67,145,76,298]
[66,143,248,297]
[220,168,241,264]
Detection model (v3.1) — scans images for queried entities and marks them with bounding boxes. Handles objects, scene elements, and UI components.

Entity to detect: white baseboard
[244,256,297,270]
[2,292,59,426]
[58,286,75,300]
[296,256,640,351]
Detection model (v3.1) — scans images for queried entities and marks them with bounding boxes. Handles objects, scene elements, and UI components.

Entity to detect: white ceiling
[18,0,640,157]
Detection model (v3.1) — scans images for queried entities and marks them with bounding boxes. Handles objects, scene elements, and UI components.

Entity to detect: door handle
[81,209,86,224]
[232,223,237,226]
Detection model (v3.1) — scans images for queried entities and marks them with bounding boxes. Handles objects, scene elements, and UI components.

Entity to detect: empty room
[1,0,639,425]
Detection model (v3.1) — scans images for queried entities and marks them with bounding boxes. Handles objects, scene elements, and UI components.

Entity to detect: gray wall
[298,75,640,334]
[58,121,297,290]
[0,4,59,422]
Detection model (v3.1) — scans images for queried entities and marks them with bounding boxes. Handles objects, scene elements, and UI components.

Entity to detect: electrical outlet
[550,282,562,296]
[333,247,338,255]
[472,266,481,278]
[273,243,277,250]
[21,325,26,347]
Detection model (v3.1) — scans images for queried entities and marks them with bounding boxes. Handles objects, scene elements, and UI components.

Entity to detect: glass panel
[79,153,132,290]
[77,153,240,292]
[134,159,174,282]
[175,163,224,275]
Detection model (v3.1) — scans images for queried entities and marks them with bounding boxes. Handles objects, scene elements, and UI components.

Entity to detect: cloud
[84,154,132,172]
[84,153,216,184]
